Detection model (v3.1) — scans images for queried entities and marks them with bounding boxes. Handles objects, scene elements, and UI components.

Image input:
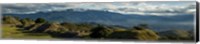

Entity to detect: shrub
[89,26,113,38]
[107,31,137,39]
[35,18,46,23]
[20,18,35,27]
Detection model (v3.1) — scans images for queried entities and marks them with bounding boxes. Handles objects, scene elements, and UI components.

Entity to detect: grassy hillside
[2,25,54,39]
[1,15,195,41]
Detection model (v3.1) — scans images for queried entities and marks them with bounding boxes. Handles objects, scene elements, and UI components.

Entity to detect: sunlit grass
[2,25,55,39]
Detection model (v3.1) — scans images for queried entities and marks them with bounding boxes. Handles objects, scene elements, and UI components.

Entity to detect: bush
[107,31,137,39]
[35,18,46,23]
[20,18,35,27]
[89,26,113,38]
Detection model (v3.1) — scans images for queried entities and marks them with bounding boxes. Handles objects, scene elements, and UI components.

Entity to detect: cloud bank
[1,2,196,16]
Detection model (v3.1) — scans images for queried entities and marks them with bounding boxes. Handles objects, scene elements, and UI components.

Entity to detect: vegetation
[89,26,113,38]
[1,15,194,41]
[2,25,54,39]
[35,18,46,23]
[2,16,22,26]
[20,18,35,27]
[131,27,160,40]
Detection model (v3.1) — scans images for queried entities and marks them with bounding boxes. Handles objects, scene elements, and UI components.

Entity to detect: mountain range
[3,9,195,31]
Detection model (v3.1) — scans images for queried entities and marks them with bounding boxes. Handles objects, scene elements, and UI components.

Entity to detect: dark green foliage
[48,31,79,38]
[133,26,144,30]
[89,26,113,38]
[20,18,30,24]
[35,18,46,23]
[14,16,20,21]
[20,18,35,27]
[108,31,137,39]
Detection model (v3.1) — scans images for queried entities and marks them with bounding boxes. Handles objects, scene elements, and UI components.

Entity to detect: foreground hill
[2,16,54,39]
[1,16,195,41]
[158,29,194,41]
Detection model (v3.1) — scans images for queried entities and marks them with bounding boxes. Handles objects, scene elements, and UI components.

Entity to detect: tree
[21,18,31,24]
[20,18,35,27]
[35,18,46,23]
[89,26,113,38]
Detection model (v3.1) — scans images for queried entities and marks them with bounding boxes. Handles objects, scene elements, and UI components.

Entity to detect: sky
[1,1,196,16]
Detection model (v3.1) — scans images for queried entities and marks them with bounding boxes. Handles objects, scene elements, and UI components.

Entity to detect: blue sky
[2,1,196,16]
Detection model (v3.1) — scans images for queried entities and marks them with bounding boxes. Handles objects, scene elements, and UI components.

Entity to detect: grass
[2,25,56,39]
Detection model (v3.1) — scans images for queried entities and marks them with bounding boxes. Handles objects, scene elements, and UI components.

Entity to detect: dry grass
[2,25,55,39]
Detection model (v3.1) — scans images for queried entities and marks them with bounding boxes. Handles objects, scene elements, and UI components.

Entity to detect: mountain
[3,9,194,31]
